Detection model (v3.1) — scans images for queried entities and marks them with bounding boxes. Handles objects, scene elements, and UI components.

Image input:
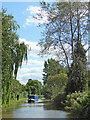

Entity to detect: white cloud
[17,68,43,85]
[24,59,44,66]
[26,6,42,14]
[18,38,89,85]
[18,66,43,74]
[19,38,40,57]
[25,6,49,26]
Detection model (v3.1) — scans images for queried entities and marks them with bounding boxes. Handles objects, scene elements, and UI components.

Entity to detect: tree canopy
[26,79,43,95]
[35,2,88,69]
[35,1,88,94]
[43,58,66,84]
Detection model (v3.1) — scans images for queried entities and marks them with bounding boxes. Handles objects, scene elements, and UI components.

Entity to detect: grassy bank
[2,95,44,108]
[2,98,28,108]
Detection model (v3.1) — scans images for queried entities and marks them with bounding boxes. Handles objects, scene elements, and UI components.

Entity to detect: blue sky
[3,1,59,85]
[3,2,52,85]
[2,1,89,85]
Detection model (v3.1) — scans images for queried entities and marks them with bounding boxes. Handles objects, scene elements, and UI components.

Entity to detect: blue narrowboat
[28,95,38,103]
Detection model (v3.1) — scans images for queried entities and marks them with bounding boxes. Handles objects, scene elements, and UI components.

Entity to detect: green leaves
[47,73,68,95]
[65,91,89,118]
[26,79,43,95]
[2,8,27,104]
[43,58,66,85]
[66,41,87,93]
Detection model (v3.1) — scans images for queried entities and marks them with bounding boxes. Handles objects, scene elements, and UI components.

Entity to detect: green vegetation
[43,58,67,85]
[1,2,90,119]
[2,98,27,108]
[2,9,27,105]
[65,91,90,118]
[36,1,89,118]
[66,41,87,94]
[1,9,43,107]
[26,79,43,95]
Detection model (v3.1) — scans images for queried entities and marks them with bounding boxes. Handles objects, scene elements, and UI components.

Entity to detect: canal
[2,98,71,118]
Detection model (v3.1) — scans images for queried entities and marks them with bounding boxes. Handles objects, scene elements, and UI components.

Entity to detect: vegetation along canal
[2,98,70,118]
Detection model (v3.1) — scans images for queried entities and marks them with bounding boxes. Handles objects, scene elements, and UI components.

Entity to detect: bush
[65,91,90,118]
[47,73,68,96]
[52,93,66,108]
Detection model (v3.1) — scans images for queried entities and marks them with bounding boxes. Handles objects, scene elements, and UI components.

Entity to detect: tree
[26,79,43,95]
[43,58,66,85]
[47,73,68,97]
[2,9,27,104]
[35,1,88,71]
[35,2,88,93]
[66,41,87,93]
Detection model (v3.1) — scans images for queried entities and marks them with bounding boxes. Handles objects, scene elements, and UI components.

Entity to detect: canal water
[2,98,70,118]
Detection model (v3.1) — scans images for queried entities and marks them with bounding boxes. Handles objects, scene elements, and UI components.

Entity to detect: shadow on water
[2,98,71,118]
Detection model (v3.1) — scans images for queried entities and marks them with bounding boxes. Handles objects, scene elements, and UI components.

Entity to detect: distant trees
[2,9,27,104]
[12,79,28,99]
[26,79,43,95]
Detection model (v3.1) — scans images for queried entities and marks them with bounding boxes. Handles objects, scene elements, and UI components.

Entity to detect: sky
[2,2,52,85]
[2,0,89,85]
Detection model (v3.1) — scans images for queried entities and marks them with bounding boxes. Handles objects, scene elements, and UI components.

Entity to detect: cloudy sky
[2,2,52,85]
[2,0,89,84]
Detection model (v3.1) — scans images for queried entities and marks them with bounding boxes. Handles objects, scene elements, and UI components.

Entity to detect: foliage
[12,79,28,99]
[46,73,68,106]
[42,84,52,99]
[43,58,66,85]
[52,93,66,108]
[47,73,68,96]
[66,41,87,94]
[65,91,90,118]
[36,2,88,94]
[26,79,43,95]
[36,2,88,68]
[2,9,27,104]
[88,70,90,87]
[42,58,67,99]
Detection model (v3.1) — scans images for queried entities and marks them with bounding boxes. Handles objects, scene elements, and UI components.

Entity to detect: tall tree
[43,58,65,85]
[35,1,88,93]
[35,1,88,71]
[66,41,87,93]
[2,9,27,104]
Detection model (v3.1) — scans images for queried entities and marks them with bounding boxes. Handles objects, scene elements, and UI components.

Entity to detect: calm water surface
[2,98,70,118]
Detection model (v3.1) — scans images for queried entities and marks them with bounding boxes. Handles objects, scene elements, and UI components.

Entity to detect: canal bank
[2,98,28,109]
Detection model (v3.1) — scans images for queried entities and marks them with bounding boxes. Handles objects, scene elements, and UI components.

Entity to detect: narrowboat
[28,95,38,103]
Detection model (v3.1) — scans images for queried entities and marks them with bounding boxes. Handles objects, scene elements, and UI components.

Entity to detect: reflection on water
[2,98,69,118]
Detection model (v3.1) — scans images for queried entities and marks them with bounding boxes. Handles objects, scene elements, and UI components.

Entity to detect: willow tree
[2,9,27,104]
[35,1,88,93]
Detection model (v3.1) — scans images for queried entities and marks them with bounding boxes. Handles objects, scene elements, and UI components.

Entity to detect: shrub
[65,91,90,118]
[52,93,66,107]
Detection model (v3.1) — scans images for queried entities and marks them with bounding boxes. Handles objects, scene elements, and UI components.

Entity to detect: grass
[2,97,28,108]
[2,95,44,108]
[2,94,44,109]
